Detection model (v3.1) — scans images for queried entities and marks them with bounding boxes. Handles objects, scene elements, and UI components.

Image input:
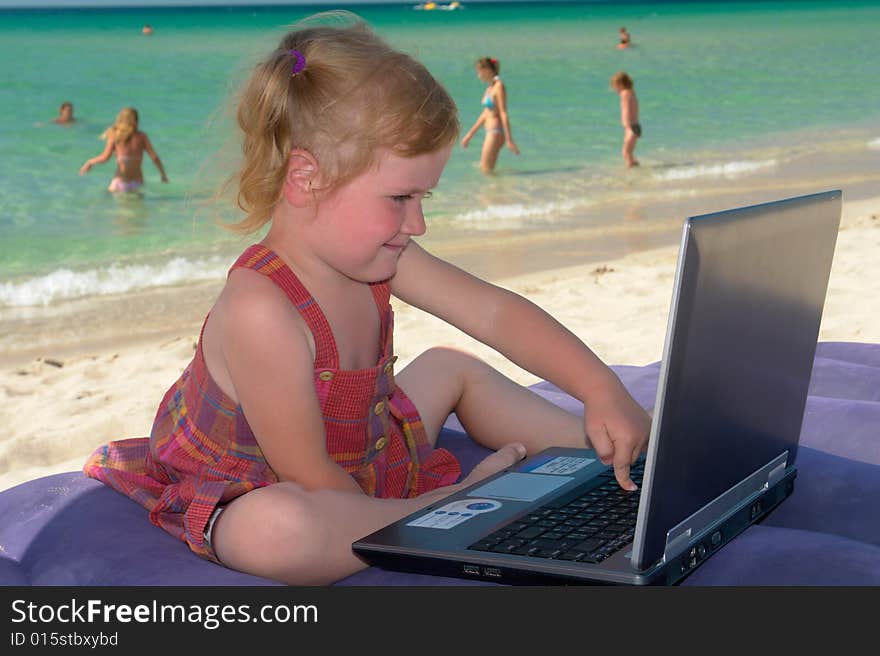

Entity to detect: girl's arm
[142,134,169,182]
[494,83,520,154]
[393,243,614,402]
[392,243,650,488]
[78,138,115,175]
[460,113,486,148]
[215,271,364,495]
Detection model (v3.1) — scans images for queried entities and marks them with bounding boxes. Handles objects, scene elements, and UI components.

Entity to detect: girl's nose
[403,203,427,237]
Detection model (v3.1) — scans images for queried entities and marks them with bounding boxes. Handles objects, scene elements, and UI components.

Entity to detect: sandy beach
[1,195,877,493]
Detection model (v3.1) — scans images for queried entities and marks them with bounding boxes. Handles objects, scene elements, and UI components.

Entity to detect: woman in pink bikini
[79,107,168,192]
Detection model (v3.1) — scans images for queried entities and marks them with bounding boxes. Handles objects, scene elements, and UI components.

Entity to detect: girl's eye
[391,191,433,203]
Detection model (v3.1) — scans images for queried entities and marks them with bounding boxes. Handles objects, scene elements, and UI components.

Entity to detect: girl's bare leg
[395,346,585,454]
[211,445,525,585]
[480,130,505,173]
[212,347,572,585]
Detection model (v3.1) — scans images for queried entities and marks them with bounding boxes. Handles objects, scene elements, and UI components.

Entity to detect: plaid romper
[84,244,461,562]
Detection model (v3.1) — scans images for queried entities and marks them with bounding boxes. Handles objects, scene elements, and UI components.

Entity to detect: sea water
[1,0,879,308]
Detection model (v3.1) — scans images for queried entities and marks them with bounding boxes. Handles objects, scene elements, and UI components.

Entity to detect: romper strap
[370,281,392,356]
[229,244,339,369]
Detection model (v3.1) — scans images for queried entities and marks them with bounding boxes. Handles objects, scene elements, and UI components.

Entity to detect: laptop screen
[632,191,842,571]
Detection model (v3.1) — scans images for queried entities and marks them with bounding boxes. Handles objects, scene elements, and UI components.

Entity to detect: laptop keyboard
[467,461,645,564]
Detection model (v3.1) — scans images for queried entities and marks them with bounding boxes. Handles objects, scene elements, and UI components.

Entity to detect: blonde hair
[101,107,139,143]
[227,13,460,234]
[610,71,634,90]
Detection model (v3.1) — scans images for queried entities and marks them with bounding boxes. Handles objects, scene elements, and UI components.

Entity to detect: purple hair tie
[288,49,306,77]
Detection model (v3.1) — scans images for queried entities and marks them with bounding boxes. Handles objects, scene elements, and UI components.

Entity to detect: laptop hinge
[662,451,790,564]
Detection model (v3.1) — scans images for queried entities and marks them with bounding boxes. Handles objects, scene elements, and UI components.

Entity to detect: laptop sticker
[406,499,502,530]
[466,472,574,502]
[521,455,595,476]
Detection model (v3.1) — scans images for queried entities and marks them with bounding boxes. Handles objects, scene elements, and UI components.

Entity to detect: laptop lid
[631,190,842,570]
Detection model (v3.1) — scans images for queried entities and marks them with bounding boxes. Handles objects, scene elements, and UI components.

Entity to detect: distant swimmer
[617,26,631,50]
[460,56,520,174]
[142,24,153,35]
[53,101,75,125]
[79,107,168,192]
[610,71,640,168]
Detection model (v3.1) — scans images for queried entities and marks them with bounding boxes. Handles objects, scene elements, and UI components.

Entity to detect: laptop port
[462,564,480,576]
[483,567,503,578]
[750,499,763,520]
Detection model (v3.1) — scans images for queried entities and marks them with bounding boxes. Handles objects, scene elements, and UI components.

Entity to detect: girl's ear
[282,149,319,207]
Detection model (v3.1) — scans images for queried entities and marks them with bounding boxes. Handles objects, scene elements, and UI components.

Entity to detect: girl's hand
[583,389,651,491]
[78,162,91,175]
[507,140,521,155]
[461,134,472,149]
[161,174,169,183]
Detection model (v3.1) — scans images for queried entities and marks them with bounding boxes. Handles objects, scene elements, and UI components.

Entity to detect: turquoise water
[1,1,879,305]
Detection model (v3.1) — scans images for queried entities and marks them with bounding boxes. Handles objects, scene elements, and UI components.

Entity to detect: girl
[460,56,520,174]
[84,16,650,586]
[79,107,169,192]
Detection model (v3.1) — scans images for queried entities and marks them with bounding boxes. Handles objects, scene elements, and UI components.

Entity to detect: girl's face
[308,145,452,283]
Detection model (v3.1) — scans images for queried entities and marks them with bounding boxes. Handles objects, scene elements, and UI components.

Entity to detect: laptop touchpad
[467,472,573,502]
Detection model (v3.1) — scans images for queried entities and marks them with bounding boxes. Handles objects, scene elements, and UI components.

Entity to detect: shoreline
[4,177,879,368]
[1,195,877,493]
[4,119,880,311]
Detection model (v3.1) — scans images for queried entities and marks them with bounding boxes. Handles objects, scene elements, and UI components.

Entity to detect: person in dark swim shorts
[610,71,640,168]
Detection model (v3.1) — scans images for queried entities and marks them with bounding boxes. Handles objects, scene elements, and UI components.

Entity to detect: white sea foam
[656,159,778,182]
[455,200,577,223]
[0,256,228,307]
[868,138,880,150]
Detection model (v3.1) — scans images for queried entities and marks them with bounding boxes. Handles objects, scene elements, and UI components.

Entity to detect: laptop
[353,190,843,585]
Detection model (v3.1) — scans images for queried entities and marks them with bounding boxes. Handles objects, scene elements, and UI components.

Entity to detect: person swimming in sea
[53,101,76,125]
[79,107,168,193]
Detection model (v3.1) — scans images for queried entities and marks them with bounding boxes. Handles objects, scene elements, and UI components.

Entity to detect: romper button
[318,371,334,382]
[373,400,385,415]
[375,436,388,451]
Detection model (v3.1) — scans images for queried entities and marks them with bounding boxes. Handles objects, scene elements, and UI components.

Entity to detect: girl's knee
[422,348,504,394]
[213,482,328,580]
[417,346,485,373]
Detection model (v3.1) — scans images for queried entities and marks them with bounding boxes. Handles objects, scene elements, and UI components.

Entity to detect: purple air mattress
[1,342,878,586]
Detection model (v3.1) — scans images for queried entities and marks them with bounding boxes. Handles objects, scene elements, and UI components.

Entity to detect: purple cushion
[0,472,279,586]
[1,341,878,586]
